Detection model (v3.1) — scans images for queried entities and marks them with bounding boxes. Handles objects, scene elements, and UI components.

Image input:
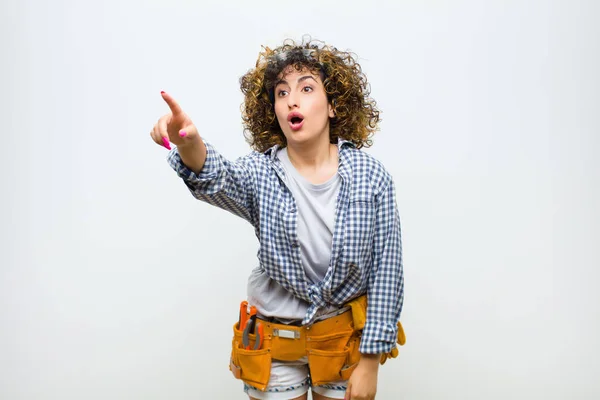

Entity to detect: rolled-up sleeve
[360,176,404,354]
[167,139,258,226]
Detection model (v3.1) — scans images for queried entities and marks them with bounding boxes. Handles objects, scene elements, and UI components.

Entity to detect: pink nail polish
[162,137,171,150]
[179,131,187,137]
[161,91,165,94]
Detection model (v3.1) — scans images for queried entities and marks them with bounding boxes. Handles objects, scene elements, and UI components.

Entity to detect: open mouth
[288,115,304,131]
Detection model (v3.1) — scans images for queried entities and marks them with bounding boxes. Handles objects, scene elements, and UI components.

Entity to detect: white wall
[2,0,598,398]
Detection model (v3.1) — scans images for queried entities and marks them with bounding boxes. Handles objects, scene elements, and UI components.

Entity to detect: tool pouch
[229,322,272,391]
[305,329,360,386]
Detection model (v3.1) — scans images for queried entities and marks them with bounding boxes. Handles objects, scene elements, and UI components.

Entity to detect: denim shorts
[243,356,347,399]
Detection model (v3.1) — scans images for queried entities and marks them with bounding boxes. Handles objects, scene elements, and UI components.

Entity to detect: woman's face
[273,66,334,147]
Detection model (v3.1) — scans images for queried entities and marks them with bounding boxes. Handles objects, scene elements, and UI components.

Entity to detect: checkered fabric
[167,139,403,354]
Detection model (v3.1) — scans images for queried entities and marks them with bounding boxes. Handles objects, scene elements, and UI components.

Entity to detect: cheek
[274,102,286,121]
[274,103,288,130]
[309,98,330,121]
[312,93,329,110]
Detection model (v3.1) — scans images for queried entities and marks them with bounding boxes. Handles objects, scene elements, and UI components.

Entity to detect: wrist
[359,353,381,370]
[177,135,206,174]
[176,134,202,150]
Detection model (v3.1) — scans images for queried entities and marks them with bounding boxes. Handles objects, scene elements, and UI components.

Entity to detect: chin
[285,129,324,143]
[284,129,307,140]
[286,134,315,146]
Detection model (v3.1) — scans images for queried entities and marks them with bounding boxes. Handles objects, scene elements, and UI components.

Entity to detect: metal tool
[254,322,264,350]
[243,306,258,350]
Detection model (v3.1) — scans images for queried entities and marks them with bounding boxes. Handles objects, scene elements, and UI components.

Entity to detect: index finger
[161,91,183,116]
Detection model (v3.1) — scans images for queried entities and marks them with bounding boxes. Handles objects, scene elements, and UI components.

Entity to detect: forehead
[276,65,322,82]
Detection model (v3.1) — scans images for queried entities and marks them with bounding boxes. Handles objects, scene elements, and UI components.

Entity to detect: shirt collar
[265,139,356,161]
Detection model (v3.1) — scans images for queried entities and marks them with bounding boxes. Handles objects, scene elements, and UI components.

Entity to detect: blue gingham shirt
[168,139,404,354]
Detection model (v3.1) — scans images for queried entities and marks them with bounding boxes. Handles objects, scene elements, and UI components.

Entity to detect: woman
[150,38,404,400]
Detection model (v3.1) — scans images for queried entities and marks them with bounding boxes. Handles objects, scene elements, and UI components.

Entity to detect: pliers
[238,301,248,330]
[242,306,263,350]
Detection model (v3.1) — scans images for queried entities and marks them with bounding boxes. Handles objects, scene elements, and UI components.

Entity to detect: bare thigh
[249,396,307,400]
[312,393,341,400]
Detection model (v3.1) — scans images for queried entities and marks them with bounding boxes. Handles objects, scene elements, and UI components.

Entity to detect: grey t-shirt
[247,146,341,321]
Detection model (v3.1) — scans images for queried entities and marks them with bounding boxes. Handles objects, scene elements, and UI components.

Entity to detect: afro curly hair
[239,37,381,153]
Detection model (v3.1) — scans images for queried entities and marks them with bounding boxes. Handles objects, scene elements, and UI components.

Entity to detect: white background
[1,0,599,399]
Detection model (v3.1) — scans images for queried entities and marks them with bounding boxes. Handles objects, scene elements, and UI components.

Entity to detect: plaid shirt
[167,139,404,354]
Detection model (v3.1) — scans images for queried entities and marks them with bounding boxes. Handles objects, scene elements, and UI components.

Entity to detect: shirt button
[291,242,300,248]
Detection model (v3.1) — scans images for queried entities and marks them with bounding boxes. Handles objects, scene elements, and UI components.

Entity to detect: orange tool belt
[229,295,406,391]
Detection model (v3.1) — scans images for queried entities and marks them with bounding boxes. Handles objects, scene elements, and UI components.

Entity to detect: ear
[328,100,336,118]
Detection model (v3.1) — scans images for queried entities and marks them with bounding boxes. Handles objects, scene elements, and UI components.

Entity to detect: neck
[286,135,337,171]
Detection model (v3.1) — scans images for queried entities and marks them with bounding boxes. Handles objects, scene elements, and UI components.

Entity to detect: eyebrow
[274,75,318,88]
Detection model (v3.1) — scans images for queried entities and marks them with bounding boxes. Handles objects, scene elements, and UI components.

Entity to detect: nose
[286,91,299,109]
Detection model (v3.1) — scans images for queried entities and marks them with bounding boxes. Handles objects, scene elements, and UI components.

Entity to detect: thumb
[177,123,199,140]
[344,382,352,400]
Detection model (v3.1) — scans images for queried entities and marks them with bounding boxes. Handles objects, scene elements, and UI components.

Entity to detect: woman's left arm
[345,353,380,400]
[360,174,404,355]
[347,175,403,399]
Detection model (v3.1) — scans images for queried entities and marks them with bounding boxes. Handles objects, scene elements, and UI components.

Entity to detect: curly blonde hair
[239,38,381,153]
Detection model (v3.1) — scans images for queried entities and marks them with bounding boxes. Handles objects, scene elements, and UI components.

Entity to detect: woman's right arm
[150,91,257,225]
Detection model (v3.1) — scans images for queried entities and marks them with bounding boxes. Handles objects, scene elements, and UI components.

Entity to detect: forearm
[346,352,380,399]
[167,139,257,225]
[178,135,207,174]
[359,352,381,371]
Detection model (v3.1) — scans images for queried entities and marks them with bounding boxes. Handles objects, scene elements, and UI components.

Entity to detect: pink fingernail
[162,137,171,150]
[179,131,187,137]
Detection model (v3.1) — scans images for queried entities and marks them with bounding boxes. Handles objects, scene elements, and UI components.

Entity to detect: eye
[277,89,288,97]
[302,86,313,93]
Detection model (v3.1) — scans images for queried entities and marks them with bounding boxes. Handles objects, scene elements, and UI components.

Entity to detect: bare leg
[249,395,308,400]
[312,392,341,400]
